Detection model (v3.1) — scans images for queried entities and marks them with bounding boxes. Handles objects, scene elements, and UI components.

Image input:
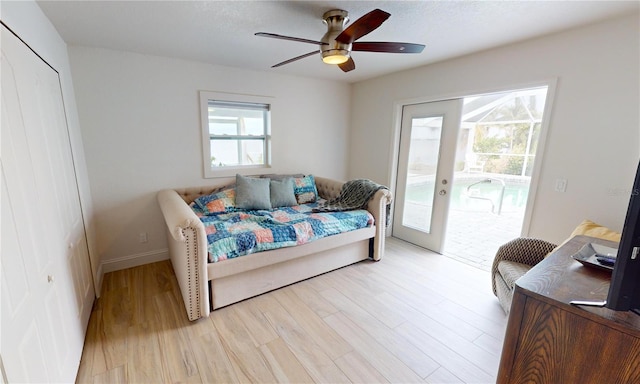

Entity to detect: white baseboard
[101,249,169,274]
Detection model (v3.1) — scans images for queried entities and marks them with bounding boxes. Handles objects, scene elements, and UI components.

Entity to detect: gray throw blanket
[313,179,391,226]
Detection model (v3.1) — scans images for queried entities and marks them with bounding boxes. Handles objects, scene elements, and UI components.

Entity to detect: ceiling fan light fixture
[257,8,424,73]
[321,49,350,64]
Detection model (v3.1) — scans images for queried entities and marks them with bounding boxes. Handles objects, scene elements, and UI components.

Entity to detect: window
[200,91,273,178]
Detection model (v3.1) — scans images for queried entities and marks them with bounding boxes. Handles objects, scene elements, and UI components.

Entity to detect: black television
[606,160,640,314]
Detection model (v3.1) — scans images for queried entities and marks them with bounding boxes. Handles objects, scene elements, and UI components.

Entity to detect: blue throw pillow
[235,174,272,210]
[270,178,297,208]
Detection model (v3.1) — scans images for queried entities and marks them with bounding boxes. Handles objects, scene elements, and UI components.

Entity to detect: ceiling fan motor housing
[321,9,351,63]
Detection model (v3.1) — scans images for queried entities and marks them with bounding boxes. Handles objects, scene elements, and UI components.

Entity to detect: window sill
[203,165,272,179]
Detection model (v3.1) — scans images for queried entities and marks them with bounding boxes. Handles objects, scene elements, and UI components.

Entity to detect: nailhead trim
[183,227,201,321]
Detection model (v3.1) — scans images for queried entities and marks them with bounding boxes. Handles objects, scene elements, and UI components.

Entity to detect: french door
[393,99,463,253]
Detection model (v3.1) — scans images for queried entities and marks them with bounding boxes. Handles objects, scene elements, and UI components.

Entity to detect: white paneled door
[1,24,94,382]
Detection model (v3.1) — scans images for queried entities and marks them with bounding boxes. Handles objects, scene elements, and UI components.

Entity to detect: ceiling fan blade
[336,9,390,44]
[272,50,319,68]
[352,42,425,54]
[255,32,328,46]
[338,57,355,73]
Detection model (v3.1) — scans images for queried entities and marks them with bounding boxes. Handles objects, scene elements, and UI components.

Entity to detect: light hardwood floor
[76,238,508,383]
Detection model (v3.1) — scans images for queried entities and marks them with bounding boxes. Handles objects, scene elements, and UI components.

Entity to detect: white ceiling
[37,1,639,83]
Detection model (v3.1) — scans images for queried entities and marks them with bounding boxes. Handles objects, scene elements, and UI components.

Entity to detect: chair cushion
[494,273,514,314]
[498,260,533,289]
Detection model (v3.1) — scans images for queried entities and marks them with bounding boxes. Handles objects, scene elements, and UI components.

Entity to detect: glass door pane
[443,86,549,270]
[402,116,443,233]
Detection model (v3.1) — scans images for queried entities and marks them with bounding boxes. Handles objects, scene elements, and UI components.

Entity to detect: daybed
[158,175,392,321]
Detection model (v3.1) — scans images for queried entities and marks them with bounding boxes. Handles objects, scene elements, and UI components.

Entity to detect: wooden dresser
[497,235,640,383]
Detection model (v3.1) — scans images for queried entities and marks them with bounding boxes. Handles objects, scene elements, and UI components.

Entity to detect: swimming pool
[404,176,530,214]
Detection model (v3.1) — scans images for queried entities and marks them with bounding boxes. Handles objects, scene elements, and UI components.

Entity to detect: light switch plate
[555,178,567,192]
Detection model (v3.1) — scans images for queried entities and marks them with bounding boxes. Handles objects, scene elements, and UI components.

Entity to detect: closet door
[1,25,94,383]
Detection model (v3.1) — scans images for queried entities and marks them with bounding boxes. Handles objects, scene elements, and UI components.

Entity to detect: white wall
[1,1,100,293]
[349,14,640,244]
[68,47,351,271]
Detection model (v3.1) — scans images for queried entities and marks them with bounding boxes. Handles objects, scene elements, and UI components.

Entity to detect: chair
[492,220,623,314]
[491,237,557,314]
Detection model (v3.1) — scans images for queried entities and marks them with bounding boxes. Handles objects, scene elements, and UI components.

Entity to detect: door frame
[387,79,558,239]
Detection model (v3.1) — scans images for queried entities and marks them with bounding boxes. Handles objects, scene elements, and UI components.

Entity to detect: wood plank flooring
[76,238,508,383]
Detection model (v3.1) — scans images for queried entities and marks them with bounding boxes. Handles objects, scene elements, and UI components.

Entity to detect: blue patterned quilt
[191,200,374,263]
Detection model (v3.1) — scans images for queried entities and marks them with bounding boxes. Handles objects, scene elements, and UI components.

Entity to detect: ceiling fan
[255,8,425,73]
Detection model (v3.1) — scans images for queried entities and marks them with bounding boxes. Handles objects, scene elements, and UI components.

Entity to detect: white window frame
[200,91,274,178]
